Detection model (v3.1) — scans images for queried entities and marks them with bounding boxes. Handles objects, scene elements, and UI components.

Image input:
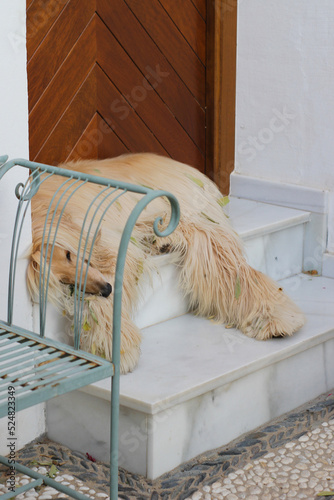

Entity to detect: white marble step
[47,274,334,479]
[134,198,310,329]
[227,197,310,279]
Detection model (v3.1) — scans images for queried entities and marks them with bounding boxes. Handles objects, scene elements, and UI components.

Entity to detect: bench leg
[110,369,120,500]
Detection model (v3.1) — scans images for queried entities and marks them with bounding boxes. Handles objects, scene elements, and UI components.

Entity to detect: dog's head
[28,243,112,299]
[38,244,112,294]
[27,213,113,301]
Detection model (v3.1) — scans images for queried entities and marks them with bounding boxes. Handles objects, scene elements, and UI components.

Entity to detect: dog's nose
[101,282,112,298]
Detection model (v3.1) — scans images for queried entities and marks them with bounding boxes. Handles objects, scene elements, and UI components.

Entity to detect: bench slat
[0,354,78,387]
[5,358,85,391]
[0,346,57,378]
[0,328,113,417]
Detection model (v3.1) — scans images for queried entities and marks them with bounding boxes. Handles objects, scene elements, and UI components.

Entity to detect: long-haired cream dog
[27,153,305,373]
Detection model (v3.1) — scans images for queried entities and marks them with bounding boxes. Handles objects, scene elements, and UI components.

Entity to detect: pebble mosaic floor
[0,390,333,500]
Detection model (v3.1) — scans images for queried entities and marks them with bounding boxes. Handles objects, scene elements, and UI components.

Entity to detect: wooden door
[26,0,236,193]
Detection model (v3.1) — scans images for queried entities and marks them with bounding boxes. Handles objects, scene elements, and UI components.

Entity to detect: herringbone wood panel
[27,0,207,171]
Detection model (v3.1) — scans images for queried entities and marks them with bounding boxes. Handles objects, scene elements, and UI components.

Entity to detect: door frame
[206,0,237,194]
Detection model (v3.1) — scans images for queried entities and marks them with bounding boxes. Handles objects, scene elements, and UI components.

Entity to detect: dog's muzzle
[101,282,112,298]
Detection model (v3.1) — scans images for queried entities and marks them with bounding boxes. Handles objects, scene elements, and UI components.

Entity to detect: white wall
[0,0,30,327]
[235,0,334,253]
[0,1,45,454]
[0,1,29,159]
[235,0,334,191]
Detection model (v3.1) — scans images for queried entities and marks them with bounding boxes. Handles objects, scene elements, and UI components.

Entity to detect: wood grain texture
[96,17,205,169]
[67,113,99,161]
[159,0,206,64]
[67,113,128,162]
[26,0,69,59]
[98,0,205,155]
[29,17,97,155]
[125,0,206,107]
[35,68,97,164]
[95,115,129,160]
[27,0,207,171]
[27,0,237,184]
[27,0,95,109]
[206,0,237,194]
[96,66,168,156]
[191,0,206,20]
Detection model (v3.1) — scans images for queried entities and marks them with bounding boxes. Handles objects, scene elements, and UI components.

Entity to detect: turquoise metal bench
[0,155,180,499]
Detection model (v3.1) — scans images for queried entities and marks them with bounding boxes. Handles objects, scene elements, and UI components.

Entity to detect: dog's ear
[89,230,116,274]
[30,249,41,269]
[26,249,41,299]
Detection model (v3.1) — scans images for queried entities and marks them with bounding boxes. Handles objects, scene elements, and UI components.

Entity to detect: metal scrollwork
[14,182,26,200]
[15,169,43,201]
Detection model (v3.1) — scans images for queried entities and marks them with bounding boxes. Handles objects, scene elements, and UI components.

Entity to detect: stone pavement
[0,390,333,500]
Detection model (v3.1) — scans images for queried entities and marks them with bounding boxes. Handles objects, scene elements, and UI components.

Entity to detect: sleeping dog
[27,153,305,373]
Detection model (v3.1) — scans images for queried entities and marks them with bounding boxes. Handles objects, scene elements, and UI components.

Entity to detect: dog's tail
[177,217,306,340]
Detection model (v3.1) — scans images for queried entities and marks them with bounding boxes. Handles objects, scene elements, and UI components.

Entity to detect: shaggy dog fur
[27,153,305,373]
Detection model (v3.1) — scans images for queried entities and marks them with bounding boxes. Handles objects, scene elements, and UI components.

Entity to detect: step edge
[79,321,334,415]
[121,326,334,414]
[240,211,310,241]
[230,172,329,214]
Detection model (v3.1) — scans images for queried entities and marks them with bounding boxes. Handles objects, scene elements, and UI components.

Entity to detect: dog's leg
[174,220,305,339]
[79,295,142,374]
[80,296,141,373]
[119,313,142,374]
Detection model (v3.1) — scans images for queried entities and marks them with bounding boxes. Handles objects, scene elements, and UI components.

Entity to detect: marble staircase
[46,198,334,479]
